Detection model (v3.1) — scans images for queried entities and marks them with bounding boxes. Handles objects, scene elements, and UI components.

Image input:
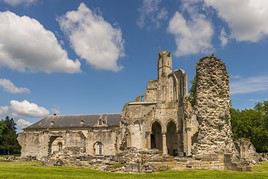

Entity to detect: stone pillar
[177,132,184,156]
[162,133,168,155]
[186,128,192,156]
[192,55,238,159]
[146,132,151,149]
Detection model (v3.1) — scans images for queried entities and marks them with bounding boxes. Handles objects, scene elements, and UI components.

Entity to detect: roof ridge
[47,113,121,117]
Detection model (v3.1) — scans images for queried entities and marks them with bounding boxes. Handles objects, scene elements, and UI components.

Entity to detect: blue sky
[0,0,267,129]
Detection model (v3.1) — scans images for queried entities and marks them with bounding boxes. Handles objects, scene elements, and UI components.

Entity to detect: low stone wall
[175,159,225,170]
[40,147,256,172]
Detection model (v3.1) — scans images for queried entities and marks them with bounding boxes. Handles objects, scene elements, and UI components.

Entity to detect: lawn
[0,161,267,179]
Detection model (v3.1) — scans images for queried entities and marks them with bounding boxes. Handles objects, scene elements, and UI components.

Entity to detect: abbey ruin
[17,51,257,171]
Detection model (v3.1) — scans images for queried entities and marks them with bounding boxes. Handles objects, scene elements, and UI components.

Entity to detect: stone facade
[17,51,256,171]
[18,114,121,159]
[121,51,198,156]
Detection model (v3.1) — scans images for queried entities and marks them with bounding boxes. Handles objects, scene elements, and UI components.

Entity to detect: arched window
[94,142,103,155]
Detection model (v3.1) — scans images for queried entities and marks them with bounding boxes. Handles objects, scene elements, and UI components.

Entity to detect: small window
[94,142,103,155]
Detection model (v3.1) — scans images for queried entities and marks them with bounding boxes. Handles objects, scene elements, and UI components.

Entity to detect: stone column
[186,128,192,156]
[162,133,168,155]
[177,132,184,156]
[146,132,151,149]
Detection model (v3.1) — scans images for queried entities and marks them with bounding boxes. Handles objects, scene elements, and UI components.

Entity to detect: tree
[0,116,21,155]
[230,100,268,153]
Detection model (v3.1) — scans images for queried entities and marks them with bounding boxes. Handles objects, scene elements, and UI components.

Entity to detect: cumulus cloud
[231,75,268,95]
[0,11,81,73]
[167,1,214,56]
[58,3,124,72]
[0,100,49,130]
[1,0,38,6]
[16,118,32,129]
[204,0,268,42]
[0,100,49,118]
[137,0,168,28]
[9,100,49,118]
[0,78,30,94]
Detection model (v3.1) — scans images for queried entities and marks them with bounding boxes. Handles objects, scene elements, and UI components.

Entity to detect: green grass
[0,161,267,179]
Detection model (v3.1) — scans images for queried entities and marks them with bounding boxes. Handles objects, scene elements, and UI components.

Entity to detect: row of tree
[231,100,268,153]
[0,116,21,155]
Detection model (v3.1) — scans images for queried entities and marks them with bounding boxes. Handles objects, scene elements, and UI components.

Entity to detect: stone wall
[121,51,196,156]
[192,56,237,159]
[18,131,49,159]
[18,127,119,160]
[235,138,259,163]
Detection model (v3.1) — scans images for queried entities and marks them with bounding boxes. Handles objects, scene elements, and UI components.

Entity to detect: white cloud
[219,28,229,47]
[0,11,81,73]
[58,3,124,72]
[0,100,49,130]
[204,0,268,42]
[137,0,168,28]
[231,75,268,95]
[16,118,32,129]
[0,78,30,94]
[167,8,213,56]
[1,0,38,6]
[9,100,49,118]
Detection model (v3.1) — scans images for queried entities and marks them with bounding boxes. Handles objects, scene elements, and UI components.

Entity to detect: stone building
[18,114,121,159]
[18,51,241,163]
[120,51,198,156]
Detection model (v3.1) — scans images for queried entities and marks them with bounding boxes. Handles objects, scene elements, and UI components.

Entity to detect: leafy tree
[0,116,21,155]
[231,100,268,153]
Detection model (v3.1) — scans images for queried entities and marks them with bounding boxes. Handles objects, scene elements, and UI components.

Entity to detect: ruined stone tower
[120,51,197,156]
[192,56,237,158]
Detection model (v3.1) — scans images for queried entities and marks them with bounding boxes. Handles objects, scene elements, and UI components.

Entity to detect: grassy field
[0,161,267,179]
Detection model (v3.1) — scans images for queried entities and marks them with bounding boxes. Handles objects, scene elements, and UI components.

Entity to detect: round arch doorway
[151,121,162,151]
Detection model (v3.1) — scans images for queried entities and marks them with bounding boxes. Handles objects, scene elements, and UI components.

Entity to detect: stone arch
[150,119,164,132]
[48,136,64,155]
[165,119,178,131]
[151,121,162,151]
[166,121,178,156]
[93,141,104,156]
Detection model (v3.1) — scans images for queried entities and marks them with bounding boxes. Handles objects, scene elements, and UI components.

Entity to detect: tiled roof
[24,114,121,130]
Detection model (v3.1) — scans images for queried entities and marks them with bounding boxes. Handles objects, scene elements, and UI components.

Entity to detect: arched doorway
[48,136,64,155]
[151,121,162,151]
[166,121,178,156]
